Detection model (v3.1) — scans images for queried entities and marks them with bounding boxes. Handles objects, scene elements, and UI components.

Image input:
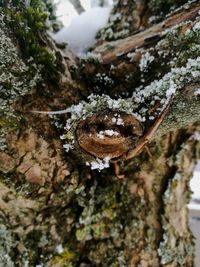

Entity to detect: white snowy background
[53,0,113,56]
[53,0,200,264]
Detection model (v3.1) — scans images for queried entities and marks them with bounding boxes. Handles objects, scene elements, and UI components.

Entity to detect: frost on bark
[0,0,200,267]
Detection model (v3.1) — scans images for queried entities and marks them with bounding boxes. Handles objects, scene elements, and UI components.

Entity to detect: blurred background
[54,0,113,27]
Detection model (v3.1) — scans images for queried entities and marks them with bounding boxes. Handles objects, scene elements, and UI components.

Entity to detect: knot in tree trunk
[76,110,143,160]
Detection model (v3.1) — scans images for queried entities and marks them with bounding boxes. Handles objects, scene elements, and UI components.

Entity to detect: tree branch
[68,0,85,14]
[0,1,199,266]
[94,2,200,64]
[78,1,200,141]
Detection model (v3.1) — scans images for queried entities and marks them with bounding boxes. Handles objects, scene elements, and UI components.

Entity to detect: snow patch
[53,7,111,56]
[127,52,135,58]
[63,143,73,152]
[86,157,110,171]
[97,130,119,139]
[166,80,177,97]
[116,117,124,125]
[193,21,200,31]
[194,88,200,96]
[56,244,64,254]
[104,129,119,136]
[190,160,200,200]
[111,114,124,125]
[97,131,105,139]
[139,52,154,71]
[191,132,200,141]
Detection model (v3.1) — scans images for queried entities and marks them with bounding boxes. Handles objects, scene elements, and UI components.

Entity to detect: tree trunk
[0,1,200,266]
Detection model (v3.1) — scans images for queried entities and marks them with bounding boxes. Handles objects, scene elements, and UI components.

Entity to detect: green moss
[0,112,21,150]
[30,0,61,31]
[0,9,41,150]
[105,44,115,50]
[76,227,92,241]
[0,0,65,150]
[52,248,76,267]
[196,140,200,159]
[92,222,106,239]
[0,113,19,130]
[0,0,64,89]
[7,5,61,85]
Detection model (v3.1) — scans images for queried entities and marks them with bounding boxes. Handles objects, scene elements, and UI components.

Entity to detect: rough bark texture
[0,0,200,267]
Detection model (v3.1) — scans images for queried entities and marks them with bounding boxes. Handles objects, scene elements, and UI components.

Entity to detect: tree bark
[0,1,200,267]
